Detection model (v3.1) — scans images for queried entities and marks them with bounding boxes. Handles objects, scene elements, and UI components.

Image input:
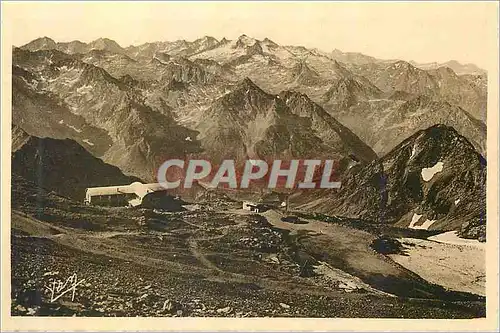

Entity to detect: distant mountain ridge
[14,35,487,184]
[20,36,487,76]
[410,60,487,76]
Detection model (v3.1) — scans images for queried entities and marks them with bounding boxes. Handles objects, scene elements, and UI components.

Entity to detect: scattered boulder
[162,299,182,314]
[281,216,306,224]
[216,306,233,315]
[279,302,290,309]
[370,236,403,254]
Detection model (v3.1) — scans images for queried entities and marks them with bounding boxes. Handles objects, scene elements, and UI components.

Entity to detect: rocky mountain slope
[12,64,112,156]
[295,125,486,240]
[12,48,203,181]
[334,95,486,156]
[346,61,487,122]
[195,78,376,166]
[12,126,138,200]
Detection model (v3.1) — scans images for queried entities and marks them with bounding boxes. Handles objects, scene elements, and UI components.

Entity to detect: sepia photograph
[1,1,498,331]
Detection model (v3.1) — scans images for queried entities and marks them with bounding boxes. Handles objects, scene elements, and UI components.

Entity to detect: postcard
[1,1,498,331]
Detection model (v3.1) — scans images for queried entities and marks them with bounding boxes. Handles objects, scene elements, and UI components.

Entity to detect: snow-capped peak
[235,34,257,48]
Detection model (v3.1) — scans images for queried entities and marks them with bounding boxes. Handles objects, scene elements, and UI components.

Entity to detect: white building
[85,182,165,207]
[242,201,263,213]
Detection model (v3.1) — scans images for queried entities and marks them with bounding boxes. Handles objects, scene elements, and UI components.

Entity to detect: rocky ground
[10,199,485,318]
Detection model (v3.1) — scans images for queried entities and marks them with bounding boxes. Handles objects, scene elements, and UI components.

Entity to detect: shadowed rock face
[295,125,486,240]
[12,127,138,201]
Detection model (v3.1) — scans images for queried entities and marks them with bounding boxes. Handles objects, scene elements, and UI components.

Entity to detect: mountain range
[12,35,488,239]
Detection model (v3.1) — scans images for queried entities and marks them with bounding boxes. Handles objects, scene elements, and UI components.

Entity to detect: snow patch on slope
[408,213,422,228]
[66,124,82,133]
[77,84,93,94]
[428,231,485,248]
[413,219,436,230]
[421,162,444,181]
[408,213,436,230]
[410,144,418,159]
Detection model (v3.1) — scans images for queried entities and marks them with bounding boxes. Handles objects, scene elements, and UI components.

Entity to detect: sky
[2,1,498,69]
